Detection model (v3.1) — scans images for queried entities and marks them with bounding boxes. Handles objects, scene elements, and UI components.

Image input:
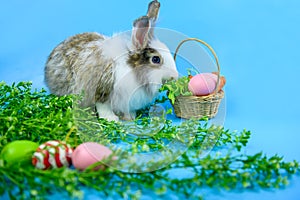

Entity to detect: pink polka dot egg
[188,73,218,96]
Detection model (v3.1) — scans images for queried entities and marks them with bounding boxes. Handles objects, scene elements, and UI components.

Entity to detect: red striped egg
[32,140,73,170]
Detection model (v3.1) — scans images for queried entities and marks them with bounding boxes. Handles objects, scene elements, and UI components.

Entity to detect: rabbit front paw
[121,112,136,121]
[96,102,119,122]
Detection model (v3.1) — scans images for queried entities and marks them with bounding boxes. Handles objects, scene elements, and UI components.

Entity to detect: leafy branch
[0,82,299,199]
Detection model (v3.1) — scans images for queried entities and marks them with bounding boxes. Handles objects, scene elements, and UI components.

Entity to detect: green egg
[0,140,39,166]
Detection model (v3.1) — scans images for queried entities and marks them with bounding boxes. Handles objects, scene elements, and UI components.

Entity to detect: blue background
[1,0,300,199]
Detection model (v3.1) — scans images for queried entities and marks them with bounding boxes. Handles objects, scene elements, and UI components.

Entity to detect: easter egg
[0,140,39,166]
[32,140,73,170]
[72,142,113,171]
[188,73,218,96]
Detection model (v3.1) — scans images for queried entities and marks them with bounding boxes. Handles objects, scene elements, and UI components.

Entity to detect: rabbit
[44,0,178,121]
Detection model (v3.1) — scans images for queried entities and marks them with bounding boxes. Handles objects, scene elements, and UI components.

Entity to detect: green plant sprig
[0,82,299,200]
[159,76,192,104]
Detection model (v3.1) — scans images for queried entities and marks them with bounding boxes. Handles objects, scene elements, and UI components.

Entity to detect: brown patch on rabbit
[127,48,163,68]
[45,32,114,107]
[47,33,104,69]
[95,62,114,103]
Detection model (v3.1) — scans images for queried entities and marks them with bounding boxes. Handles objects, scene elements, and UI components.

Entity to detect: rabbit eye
[151,56,161,64]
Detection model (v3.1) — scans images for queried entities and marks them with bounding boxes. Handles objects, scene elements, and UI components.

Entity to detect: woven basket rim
[175,90,224,100]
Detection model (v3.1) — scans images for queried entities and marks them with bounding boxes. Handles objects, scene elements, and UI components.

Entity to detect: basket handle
[173,38,221,95]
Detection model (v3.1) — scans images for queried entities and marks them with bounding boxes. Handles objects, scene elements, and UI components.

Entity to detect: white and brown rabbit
[44,0,178,121]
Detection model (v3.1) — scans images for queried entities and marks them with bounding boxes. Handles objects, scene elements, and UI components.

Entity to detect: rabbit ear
[132,16,151,49]
[147,0,160,38]
[147,0,160,24]
[131,1,160,49]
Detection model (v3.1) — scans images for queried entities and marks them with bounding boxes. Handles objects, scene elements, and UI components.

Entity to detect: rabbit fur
[44,0,178,121]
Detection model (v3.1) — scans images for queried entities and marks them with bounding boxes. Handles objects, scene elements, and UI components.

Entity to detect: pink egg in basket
[188,73,218,96]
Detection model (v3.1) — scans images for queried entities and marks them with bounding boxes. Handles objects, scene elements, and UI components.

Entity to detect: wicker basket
[173,38,224,119]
